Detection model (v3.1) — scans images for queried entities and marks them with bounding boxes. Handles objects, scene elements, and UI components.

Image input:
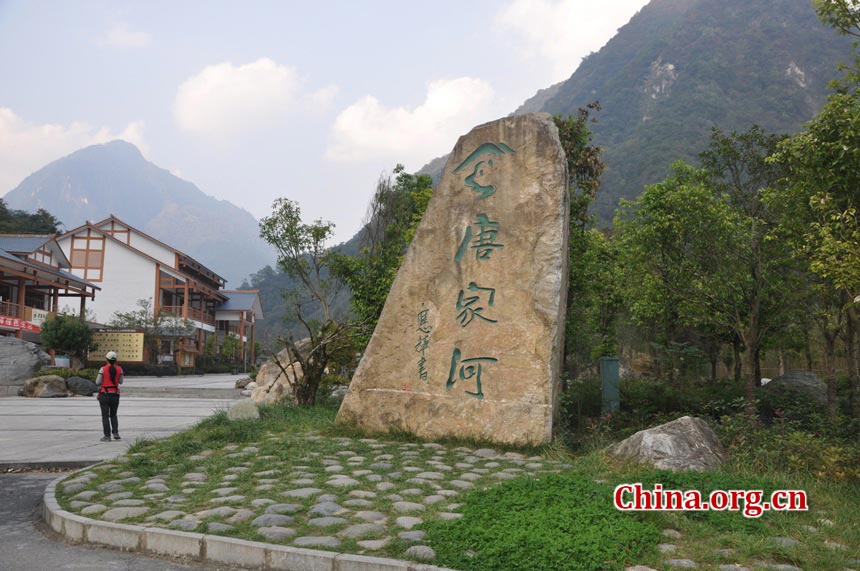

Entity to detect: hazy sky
[0,0,649,243]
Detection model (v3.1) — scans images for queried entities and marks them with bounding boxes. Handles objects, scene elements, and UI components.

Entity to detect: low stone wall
[43,470,454,571]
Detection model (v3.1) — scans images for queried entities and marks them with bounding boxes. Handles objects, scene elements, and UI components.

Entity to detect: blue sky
[0,0,648,243]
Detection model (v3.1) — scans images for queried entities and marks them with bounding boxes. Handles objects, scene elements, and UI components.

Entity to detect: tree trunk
[733,336,743,386]
[744,344,757,407]
[778,349,785,377]
[846,307,860,418]
[754,346,762,388]
[823,332,837,420]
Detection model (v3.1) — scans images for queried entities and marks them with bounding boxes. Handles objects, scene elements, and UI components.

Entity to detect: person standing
[96,351,123,442]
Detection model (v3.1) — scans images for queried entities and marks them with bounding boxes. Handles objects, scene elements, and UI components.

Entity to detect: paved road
[122,373,245,389]
[1,472,243,571]
[0,374,247,467]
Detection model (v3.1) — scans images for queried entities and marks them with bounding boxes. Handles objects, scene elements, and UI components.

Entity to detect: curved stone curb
[44,470,454,571]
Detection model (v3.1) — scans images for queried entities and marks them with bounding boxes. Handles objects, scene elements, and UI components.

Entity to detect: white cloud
[326,77,496,165]
[174,58,333,138]
[0,108,147,193]
[100,22,151,49]
[496,0,649,82]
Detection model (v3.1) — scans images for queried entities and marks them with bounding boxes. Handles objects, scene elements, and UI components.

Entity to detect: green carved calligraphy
[453,142,515,200]
[455,213,504,263]
[455,282,497,327]
[446,347,497,399]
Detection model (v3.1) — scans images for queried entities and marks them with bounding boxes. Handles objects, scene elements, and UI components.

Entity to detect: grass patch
[420,473,660,571]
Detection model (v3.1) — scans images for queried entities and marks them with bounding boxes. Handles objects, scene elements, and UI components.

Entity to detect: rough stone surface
[607,416,725,472]
[664,560,698,569]
[251,514,294,527]
[0,337,50,393]
[762,372,827,406]
[405,545,436,560]
[101,506,149,521]
[293,536,341,548]
[67,376,98,396]
[227,398,259,420]
[252,346,308,406]
[22,375,67,398]
[336,113,569,446]
[339,523,385,538]
[258,526,296,541]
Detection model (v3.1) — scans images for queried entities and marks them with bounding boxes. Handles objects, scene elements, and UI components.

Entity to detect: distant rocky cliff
[3,141,274,286]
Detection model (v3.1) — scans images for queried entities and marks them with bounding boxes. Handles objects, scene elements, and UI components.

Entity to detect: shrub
[420,473,660,571]
[118,363,177,377]
[35,368,98,381]
[717,412,860,482]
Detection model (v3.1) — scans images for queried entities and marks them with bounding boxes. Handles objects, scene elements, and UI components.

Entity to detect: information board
[89,329,146,363]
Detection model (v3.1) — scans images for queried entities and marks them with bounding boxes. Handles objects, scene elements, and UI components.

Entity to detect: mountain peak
[2,141,273,285]
[67,139,145,160]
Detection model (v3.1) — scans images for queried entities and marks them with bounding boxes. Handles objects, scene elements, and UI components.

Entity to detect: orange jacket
[98,364,124,394]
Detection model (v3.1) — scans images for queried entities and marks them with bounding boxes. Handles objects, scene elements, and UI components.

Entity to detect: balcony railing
[160,305,216,327]
[0,301,22,318]
[218,322,243,336]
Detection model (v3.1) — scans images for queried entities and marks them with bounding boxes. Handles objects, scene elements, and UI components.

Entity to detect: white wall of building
[97,222,177,268]
[59,238,156,324]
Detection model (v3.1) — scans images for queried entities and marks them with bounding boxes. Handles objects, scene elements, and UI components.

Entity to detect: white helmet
[106,351,118,361]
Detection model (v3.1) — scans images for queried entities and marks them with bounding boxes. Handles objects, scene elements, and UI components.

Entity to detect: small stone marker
[337,113,568,445]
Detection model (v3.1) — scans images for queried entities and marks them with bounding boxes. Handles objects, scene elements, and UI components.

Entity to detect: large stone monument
[336,113,569,445]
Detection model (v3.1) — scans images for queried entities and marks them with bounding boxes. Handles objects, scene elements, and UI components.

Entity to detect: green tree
[768,89,860,416]
[699,126,799,388]
[0,199,62,233]
[331,165,433,345]
[221,334,239,362]
[553,105,609,379]
[616,133,801,405]
[616,162,740,385]
[40,313,95,368]
[259,198,354,406]
[110,298,192,363]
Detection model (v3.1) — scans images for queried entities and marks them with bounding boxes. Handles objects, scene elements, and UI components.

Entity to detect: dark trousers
[98,392,120,436]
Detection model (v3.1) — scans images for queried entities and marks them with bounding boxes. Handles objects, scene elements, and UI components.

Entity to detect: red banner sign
[0,316,41,332]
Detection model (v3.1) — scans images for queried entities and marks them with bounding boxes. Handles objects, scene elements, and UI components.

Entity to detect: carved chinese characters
[336,113,569,445]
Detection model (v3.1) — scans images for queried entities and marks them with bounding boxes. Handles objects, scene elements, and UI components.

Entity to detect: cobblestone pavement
[56,432,571,563]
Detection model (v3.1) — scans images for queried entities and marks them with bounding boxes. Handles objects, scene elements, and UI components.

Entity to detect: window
[69,230,105,282]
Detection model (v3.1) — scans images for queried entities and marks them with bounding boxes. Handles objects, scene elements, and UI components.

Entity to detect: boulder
[253,348,291,388]
[67,376,98,396]
[336,114,569,445]
[607,416,725,472]
[761,372,827,406]
[329,385,348,403]
[234,376,252,389]
[22,375,68,398]
[0,337,51,395]
[227,398,260,420]
[252,359,301,406]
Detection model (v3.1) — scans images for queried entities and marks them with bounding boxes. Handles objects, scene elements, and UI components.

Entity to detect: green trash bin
[600,356,620,414]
